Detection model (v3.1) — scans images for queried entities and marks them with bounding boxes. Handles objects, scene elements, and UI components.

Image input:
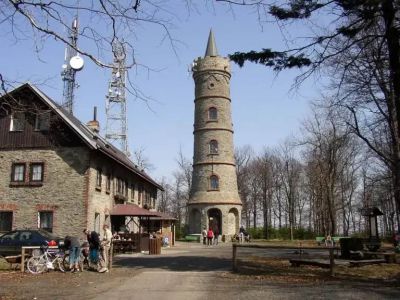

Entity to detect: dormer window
[208,107,218,120]
[10,112,25,131]
[209,140,218,155]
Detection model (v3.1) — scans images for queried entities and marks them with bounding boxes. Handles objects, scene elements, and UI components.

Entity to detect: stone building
[0,83,163,237]
[188,31,242,238]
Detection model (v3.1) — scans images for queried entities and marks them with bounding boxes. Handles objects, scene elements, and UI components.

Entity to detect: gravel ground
[0,242,399,300]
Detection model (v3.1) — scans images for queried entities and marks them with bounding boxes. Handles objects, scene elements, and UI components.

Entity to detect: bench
[349,259,386,267]
[290,259,331,268]
[363,251,396,263]
[184,234,200,242]
[316,236,348,246]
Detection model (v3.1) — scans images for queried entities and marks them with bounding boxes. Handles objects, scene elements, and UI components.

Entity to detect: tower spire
[204,29,218,57]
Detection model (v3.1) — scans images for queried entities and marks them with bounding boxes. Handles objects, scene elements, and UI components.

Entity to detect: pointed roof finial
[205,29,218,57]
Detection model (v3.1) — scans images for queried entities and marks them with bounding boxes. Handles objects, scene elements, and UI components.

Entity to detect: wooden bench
[363,251,396,263]
[290,259,331,268]
[349,259,386,267]
[184,234,200,242]
[316,236,348,246]
[315,237,325,245]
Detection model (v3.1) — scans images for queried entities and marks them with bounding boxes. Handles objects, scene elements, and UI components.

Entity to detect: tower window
[209,140,218,154]
[208,107,218,120]
[209,175,219,190]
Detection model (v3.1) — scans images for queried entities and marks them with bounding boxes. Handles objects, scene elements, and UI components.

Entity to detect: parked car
[0,229,64,257]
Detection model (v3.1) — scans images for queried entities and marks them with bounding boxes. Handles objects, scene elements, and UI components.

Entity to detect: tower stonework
[188,31,242,238]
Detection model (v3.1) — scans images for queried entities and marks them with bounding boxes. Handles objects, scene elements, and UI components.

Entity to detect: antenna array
[105,41,129,156]
[61,18,84,114]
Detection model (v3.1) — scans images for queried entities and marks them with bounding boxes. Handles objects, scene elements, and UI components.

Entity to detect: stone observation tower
[188,30,242,239]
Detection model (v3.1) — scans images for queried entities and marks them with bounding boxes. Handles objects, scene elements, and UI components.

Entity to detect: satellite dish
[69,55,84,71]
[62,64,68,69]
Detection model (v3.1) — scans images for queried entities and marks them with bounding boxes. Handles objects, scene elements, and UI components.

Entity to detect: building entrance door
[208,208,222,235]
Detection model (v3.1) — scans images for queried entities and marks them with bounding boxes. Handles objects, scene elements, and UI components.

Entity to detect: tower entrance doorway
[208,208,222,235]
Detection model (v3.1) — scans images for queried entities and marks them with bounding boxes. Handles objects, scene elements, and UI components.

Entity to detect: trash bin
[149,237,161,255]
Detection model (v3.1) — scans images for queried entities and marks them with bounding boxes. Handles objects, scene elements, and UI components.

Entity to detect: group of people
[232,226,251,243]
[64,224,112,273]
[202,227,220,246]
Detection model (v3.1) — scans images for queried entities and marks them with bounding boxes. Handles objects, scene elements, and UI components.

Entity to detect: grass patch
[0,257,12,270]
[233,255,400,284]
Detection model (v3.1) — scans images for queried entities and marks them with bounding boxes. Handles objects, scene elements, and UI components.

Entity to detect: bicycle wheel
[56,257,65,272]
[27,255,46,274]
[62,254,70,271]
[79,253,85,272]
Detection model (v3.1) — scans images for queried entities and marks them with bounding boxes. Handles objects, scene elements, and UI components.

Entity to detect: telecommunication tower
[105,41,129,155]
[61,17,84,114]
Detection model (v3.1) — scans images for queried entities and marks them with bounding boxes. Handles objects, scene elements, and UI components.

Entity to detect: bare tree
[132,146,154,172]
[275,140,301,240]
[217,0,400,228]
[235,145,254,228]
[0,0,180,101]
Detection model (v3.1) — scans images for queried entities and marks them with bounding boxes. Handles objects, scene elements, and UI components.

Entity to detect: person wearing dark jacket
[83,229,100,270]
[64,235,81,272]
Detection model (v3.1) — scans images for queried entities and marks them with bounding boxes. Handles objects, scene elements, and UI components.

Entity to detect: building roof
[110,204,160,216]
[149,211,177,220]
[361,206,384,216]
[204,29,218,57]
[3,83,163,191]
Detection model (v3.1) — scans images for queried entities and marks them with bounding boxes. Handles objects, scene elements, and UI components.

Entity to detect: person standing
[239,226,245,244]
[213,227,219,245]
[202,227,207,245]
[64,235,81,272]
[99,224,113,273]
[207,228,214,246]
[83,229,101,270]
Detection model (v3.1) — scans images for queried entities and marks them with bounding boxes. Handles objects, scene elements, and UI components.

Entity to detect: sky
[0,2,322,182]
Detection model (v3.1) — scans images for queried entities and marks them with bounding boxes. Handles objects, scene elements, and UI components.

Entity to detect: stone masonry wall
[188,204,241,236]
[0,148,89,237]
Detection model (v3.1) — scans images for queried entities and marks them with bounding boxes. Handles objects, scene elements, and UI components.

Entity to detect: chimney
[87,106,100,133]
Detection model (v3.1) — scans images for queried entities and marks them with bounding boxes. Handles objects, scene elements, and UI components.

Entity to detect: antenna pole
[61,17,79,114]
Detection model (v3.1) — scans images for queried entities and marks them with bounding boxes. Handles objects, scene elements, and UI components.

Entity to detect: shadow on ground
[113,255,232,272]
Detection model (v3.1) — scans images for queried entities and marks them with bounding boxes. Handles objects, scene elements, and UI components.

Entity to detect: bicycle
[26,245,66,274]
[62,250,88,272]
[62,242,92,271]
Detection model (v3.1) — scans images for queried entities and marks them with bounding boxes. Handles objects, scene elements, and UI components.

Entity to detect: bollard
[232,243,237,271]
[329,248,335,276]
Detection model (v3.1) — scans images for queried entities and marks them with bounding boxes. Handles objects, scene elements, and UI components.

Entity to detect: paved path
[94,243,400,300]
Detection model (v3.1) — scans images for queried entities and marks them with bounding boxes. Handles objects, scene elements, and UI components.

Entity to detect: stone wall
[0,147,89,237]
[86,154,158,236]
[188,204,241,236]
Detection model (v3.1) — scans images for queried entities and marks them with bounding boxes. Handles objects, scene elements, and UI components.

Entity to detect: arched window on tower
[209,175,219,190]
[209,140,218,155]
[208,107,218,120]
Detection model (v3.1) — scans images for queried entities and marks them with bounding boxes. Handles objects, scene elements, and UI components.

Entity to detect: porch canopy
[110,204,160,254]
[149,211,177,220]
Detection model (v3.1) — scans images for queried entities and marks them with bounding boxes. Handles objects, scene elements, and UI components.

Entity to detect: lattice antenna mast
[105,41,129,155]
[61,17,84,114]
